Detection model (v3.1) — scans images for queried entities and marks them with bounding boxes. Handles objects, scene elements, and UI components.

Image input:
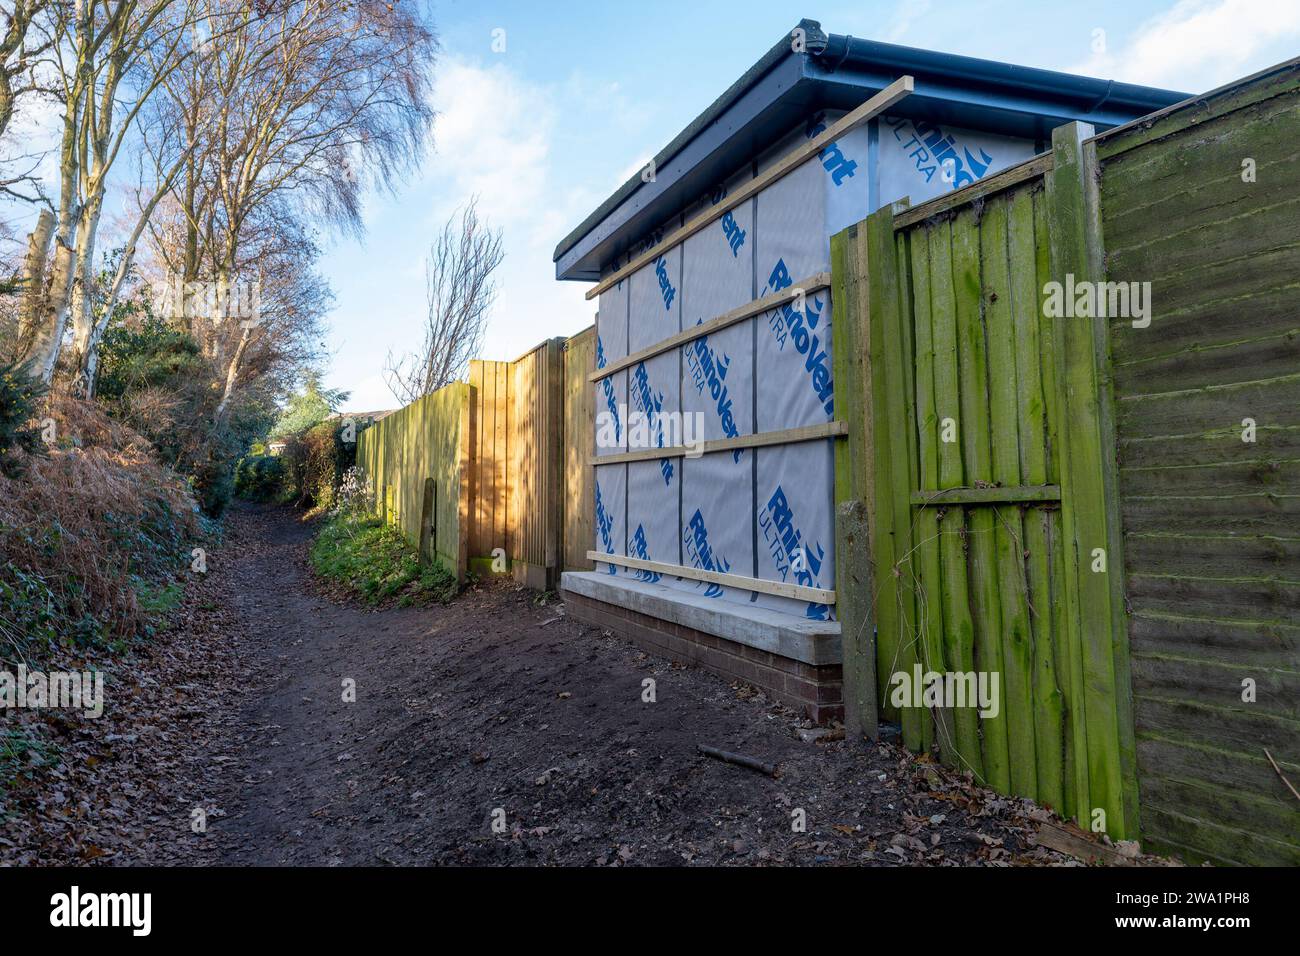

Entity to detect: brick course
[564,590,843,724]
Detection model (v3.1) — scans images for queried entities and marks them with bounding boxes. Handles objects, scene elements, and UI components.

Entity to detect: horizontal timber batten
[892,153,1054,229]
[584,76,914,301]
[909,484,1063,505]
[585,551,837,604]
[588,273,832,382]
[590,421,846,465]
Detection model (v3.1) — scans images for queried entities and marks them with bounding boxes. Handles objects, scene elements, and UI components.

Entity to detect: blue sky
[5,1,1294,410]
[324,0,1300,411]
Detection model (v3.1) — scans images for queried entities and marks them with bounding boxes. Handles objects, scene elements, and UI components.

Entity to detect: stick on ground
[697,744,778,777]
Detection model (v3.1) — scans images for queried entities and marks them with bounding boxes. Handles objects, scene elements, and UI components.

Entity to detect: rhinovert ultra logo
[629,524,660,583]
[686,329,742,460]
[884,114,994,189]
[654,255,676,311]
[765,259,834,418]
[595,336,623,444]
[760,485,830,621]
[629,362,674,484]
[684,508,731,598]
[804,111,859,185]
[594,481,617,574]
[719,209,746,256]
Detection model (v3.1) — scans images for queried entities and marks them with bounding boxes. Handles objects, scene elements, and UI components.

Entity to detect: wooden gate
[836,124,1138,839]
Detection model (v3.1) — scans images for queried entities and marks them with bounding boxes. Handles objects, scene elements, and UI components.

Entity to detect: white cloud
[428,56,557,228]
[614,154,653,190]
[1070,0,1300,91]
[886,0,933,44]
[415,56,603,364]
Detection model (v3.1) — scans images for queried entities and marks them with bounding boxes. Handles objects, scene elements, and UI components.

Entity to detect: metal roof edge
[812,34,1187,116]
[553,21,1195,280]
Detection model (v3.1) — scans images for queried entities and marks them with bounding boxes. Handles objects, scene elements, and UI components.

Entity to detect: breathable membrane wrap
[680,449,754,607]
[595,279,629,458]
[627,458,680,585]
[593,462,627,577]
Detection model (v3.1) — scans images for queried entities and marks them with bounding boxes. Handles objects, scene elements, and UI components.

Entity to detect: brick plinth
[564,590,843,724]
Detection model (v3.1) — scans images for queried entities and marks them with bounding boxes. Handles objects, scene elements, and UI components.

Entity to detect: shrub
[0,395,203,664]
[96,317,204,404]
[310,507,457,607]
[234,454,285,501]
[0,361,49,478]
[275,418,366,512]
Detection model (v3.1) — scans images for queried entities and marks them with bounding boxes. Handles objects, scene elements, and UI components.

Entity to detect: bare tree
[192,0,435,423]
[0,0,54,207]
[13,0,215,383]
[0,0,53,139]
[384,199,503,406]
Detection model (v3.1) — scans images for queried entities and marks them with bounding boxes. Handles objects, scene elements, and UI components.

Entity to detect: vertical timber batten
[831,227,878,743]
[1045,122,1138,840]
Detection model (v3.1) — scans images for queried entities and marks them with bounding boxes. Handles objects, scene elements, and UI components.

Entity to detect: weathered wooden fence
[832,60,1300,863]
[357,60,1297,866]
[1094,60,1300,865]
[833,122,1137,840]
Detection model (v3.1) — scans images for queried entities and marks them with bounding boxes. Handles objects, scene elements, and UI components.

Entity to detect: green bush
[309,508,457,606]
[96,317,203,403]
[0,362,48,478]
[274,418,367,511]
[234,454,286,501]
[0,724,57,813]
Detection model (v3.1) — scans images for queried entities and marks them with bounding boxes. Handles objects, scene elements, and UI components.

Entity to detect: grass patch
[310,509,458,606]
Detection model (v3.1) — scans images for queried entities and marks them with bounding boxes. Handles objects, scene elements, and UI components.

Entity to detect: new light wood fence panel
[355,382,470,579]
[562,326,596,571]
[466,359,511,562]
[510,339,564,585]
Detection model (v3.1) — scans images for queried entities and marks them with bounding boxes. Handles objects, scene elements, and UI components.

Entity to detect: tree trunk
[13,208,55,364]
[31,238,74,383]
[213,325,252,424]
[69,191,104,380]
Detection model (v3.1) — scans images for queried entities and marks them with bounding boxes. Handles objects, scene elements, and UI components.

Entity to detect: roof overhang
[554,19,1189,282]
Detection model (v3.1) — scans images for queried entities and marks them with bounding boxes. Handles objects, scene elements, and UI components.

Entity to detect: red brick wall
[565,590,843,724]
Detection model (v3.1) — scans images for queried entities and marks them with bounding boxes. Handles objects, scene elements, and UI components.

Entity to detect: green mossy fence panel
[830,228,879,743]
[1097,58,1300,865]
[843,126,1137,840]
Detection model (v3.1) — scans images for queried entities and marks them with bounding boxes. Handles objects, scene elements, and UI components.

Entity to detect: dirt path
[6,503,1159,866]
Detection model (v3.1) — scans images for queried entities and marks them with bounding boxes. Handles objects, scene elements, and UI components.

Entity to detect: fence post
[831,225,878,743]
[1045,121,1138,840]
[456,382,474,584]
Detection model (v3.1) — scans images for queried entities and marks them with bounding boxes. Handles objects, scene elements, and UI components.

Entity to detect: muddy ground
[2,503,1169,867]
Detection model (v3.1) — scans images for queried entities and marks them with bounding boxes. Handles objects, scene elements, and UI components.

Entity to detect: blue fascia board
[555,27,1189,282]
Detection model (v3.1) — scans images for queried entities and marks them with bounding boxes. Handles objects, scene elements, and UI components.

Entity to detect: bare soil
[3,503,1169,867]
